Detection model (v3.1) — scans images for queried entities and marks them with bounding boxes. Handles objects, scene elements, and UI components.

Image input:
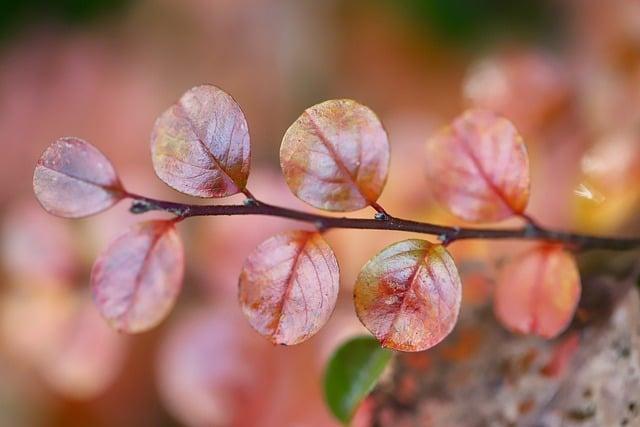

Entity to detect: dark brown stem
[125,193,640,251]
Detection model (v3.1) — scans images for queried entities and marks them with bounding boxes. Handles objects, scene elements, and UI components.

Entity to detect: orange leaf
[425,109,530,222]
[151,85,251,197]
[354,240,462,352]
[280,99,389,211]
[494,245,581,339]
[33,137,124,218]
[91,220,184,333]
[238,230,340,345]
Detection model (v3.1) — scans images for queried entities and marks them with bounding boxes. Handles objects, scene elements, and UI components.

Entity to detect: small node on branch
[524,222,539,237]
[374,212,389,221]
[315,220,329,233]
[520,212,542,230]
[243,198,258,207]
[439,234,455,246]
[130,200,153,214]
[439,227,461,246]
[168,206,190,217]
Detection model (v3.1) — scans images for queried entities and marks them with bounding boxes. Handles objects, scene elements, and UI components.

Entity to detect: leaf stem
[125,193,640,251]
[370,201,388,216]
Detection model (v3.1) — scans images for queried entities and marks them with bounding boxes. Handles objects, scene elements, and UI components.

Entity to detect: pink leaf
[33,137,124,218]
[151,85,251,197]
[425,109,530,222]
[280,99,390,211]
[91,220,184,333]
[494,245,581,339]
[239,230,340,345]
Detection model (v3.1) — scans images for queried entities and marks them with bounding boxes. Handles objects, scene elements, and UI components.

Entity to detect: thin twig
[125,192,640,251]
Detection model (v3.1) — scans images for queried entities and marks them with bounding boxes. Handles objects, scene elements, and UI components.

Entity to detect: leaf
[573,131,640,232]
[463,51,569,134]
[324,335,392,424]
[91,220,184,333]
[280,99,390,211]
[157,309,271,427]
[150,85,251,198]
[425,109,530,222]
[33,137,125,218]
[39,293,127,399]
[238,230,340,345]
[0,288,126,399]
[494,245,581,338]
[2,201,76,286]
[354,239,462,352]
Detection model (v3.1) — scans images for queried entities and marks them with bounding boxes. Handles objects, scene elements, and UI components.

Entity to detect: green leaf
[323,335,393,424]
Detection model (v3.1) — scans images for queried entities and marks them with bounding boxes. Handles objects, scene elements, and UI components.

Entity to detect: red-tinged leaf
[425,109,530,222]
[33,137,125,218]
[494,245,581,339]
[151,85,251,198]
[238,230,340,345]
[91,220,184,333]
[354,240,462,352]
[280,99,390,211]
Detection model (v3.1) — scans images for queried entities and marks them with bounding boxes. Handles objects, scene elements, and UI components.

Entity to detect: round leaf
[324,335,392,424]
[151,85,251,197]
[91,220,184,333]
[354,239,462,352]
[425,109,530,222]
[33,137,124,218]
[239,230,340,345]
[280,99,390,211]
[494,245,581,339]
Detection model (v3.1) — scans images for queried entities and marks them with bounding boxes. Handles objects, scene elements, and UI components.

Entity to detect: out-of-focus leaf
[280,99,389,211]
[354,239,462,352]
[38,293,127,399]
[425,109,530,222]
[33,137,124,218]
[91,220,184,333]
[151,85,251,198]
[494,245,581,338]
[463,51,569,134]
[324,335,392,424]
[0,288,126,400]
[238,230,339,345]
[157,309,272,427]
[574,131,640,232]
[1,201,76,286]
[0,287,75,367]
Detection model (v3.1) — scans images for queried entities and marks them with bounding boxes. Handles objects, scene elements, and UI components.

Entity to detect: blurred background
[1,0,640,425]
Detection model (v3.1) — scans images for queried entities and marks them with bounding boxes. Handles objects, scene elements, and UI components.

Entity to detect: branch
[126,193,640,251]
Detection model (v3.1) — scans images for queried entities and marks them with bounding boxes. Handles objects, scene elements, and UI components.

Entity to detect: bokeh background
[1,0,640,425]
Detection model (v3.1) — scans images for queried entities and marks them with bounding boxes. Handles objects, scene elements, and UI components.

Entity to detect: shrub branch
[126,192,640,251]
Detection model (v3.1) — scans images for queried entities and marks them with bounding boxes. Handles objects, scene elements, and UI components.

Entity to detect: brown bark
[369,270,640,426]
